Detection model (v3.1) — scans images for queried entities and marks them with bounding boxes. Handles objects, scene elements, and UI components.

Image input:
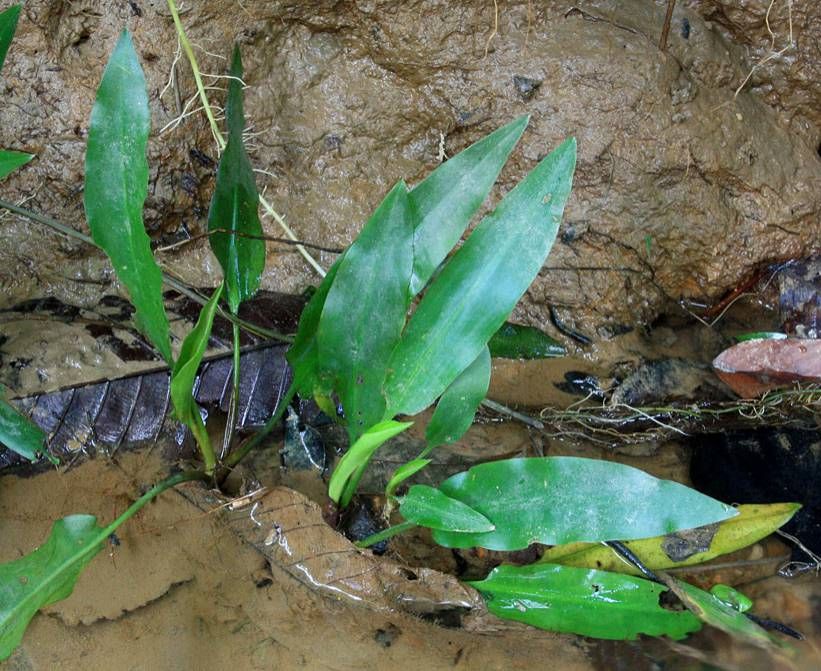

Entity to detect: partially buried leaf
[399,484,495,533]
[488,321,565,359]
[0,515,106,661]
[0,149,33,181]
[431,456,737,551]
[384,138,576,417]
[317,182,414,443]
[328,419,413,506]
[207,45,265,313]
[469,563,702,641]
[0,4,20,72]
[425,346,491,450]
[84,30,172,364]
[541,503,800,574]
[0,393,55,464]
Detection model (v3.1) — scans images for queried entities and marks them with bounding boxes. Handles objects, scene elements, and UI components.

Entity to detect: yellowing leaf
[541,503,800,574]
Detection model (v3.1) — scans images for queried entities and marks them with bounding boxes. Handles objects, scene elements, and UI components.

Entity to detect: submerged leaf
[328,420,413,505]
[385,138,576,416]
[84,30,172,363]
[431,457,737,551]
[399,484,495,533]
[488,321,565,359]
[0,515,106,661]
[0,4,20,72]
[317,182,414,443]
[541,503,800,574]
[0,149,33,181]
[469,563,702,641]
[207,46,265,313]
[0,393,53,463]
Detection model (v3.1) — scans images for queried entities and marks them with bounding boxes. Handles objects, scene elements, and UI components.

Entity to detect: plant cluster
[0,5,802,660]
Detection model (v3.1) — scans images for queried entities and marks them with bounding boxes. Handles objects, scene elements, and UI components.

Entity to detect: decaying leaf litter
[1,1,820,671]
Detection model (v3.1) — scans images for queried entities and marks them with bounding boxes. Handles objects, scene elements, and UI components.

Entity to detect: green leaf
[170,284,223,473]
[399,484,495,532]
[709,584,753,613]
[0,393,54,464]
[408,115,529,294]
[425,346,490,449]
[430,456,737,551]
[0,4,20,73]
[385,138,576,416]
[207,45,265,313]
[0,515,105,660]
[0,149,33,181]
[541,503,801,574]
[286,257,342,398]
[488,321,565,359]
[733,331,788,343]
[317,182,414,443]
[469,563,702,641]
[665,578,784,649]
[84,30,172,364]
[328,419,413,505]
[385,458,432,498]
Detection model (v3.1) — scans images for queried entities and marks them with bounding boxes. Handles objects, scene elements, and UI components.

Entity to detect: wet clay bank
[0,0,819,334]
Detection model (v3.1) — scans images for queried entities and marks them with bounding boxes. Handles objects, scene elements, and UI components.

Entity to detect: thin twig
[659,0,676,52]
[156,227,344,255]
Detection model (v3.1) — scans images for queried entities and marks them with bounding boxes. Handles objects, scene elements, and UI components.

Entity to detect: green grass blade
[385,138,576,416]
[469,563,702,640]
[425,345,490,449]
[170,284,223,473]
[207,45,265,313]
[317,182,414,443]
[430,456,737,551]
[0,393,54,464]
[399,484,495,533]
[0,149,33,181]
[408,115,529,294]
[84,30,172,364]
[0,4,20,72]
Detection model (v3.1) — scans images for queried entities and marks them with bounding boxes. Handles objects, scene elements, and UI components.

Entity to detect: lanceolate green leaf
[0,394,54,463]
[425,346,490,449]
[0,4,20,72]
[469,563,702,641]
[408,115,529,294]
[328,419,413,505]
[0,149,33,181]
[385,458,431,498]
[541,503,800,575]
[170,284,223,473]
[430,457,737,551]
[84,30,172,364]
[385,138,576,416]
[207,45,265,313]
[488,321,565,359]
[317,182,414,443]
[399,484,494,533]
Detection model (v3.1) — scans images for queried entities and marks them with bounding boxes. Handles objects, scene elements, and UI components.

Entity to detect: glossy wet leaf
[469,563,702,641]
[425,346,490,449]
[541,503,800,574]
[399,484,495,533]
[317,182,414,443]
[733,332,788,343]
[663,577,784,649]
[385,458,432,498]
[488,321,565,359]
[408,115,529,294]
[385,138,576,416]
[709,584,752,613]
[287,257,342,398]
[0,4,20,72]
[0,515,105,661]
[84,31,172,364]
[0,149,33,181]
[170,284,223,470]
[0,394,54,463]
[328,420,413,505]
[431,457,737,551]
[207,46,265,313]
